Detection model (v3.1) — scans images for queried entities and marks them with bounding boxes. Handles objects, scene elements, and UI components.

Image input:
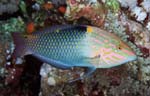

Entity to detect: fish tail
[11,32,27,59]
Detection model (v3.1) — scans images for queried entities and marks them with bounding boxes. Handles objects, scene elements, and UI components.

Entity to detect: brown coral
[65,0,107,27]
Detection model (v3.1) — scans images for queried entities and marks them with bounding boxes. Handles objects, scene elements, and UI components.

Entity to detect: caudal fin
[11,32,26,59]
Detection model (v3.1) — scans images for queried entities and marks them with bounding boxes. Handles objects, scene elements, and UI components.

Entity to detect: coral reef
[118,0,150,31]
[39,0,150,95]
[0,0,150,96]
[65,0,107,26]
[0,0,19,15]
[0,17,25,68]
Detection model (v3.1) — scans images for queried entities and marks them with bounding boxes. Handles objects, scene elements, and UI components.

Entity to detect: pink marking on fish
[110,53,125,60]
[91,37,103,45]
[105,56,118,64]
[104,40,109,43]
[98,33,109,39]
[103,54,119,64]
[99,48,110,64]
[109,43,116,48]
[91,45,96,49]
[101,48,112,54]
[122,49,134,56]
[101,48,125,60]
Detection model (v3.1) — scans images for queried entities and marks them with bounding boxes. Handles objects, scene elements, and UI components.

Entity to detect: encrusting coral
[0,0,150,96]
[0,0,19,15]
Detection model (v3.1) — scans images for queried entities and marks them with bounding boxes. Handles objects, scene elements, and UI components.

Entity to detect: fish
[11,25,137,81]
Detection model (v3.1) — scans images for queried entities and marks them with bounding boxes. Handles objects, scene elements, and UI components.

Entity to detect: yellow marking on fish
[87,26,93,33]
[105,57,116,64]
[104,51,112,55]
[105,57,111,61]
[112,55,120,60]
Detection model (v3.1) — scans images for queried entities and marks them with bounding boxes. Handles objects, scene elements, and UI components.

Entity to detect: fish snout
[128,51,137,61]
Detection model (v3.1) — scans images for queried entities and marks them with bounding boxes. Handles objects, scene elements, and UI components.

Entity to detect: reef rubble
[0,0,150,96]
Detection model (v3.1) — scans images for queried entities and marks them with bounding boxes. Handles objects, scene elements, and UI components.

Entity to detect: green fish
[12,25,137,81]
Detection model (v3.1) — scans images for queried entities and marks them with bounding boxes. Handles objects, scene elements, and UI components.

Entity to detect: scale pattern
[26,26,89,66]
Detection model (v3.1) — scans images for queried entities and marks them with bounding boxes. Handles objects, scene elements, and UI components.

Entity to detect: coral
[0,43,7,66]
[65,0,107,26]
[105,0,120,12]
[5,67,23,86]
[118,0,150,25]
[0,17,25,33]
[108,78,140,96]
[0,17,27,95]
[141,0,150,13]
[118,0,137,9]
[50,0,66,6]
[126,20,150,49]
[0,0,19,15]
[1,0,150,96]
[36,0,45,5]
[19,0,27,17]
[0,17,25,62]
[40,63,86,85]
[146,21,150,30]
[26,22,35,34]
[58,6,67,14]
[47,77,56,86]
[44,10,68,26]
[0,67,5,78]
[131,6,147,21]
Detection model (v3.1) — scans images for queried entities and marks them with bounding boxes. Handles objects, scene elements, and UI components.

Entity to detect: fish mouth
[129,51,137,61]
[122,48,137,62]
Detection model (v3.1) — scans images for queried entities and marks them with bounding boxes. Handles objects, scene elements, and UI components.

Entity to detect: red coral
[76,81,105,96]
[89,82,104,96]
[138,46,150,58]
[125,24,135,43]
[77,81,86,96]
[5,67,23,86]
[104,66,128,86]
[70,0,77,5]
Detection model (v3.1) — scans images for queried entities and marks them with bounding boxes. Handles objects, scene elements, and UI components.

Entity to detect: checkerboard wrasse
[11,25,137,81]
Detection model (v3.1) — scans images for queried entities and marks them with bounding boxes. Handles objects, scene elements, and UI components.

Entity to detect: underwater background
[0,0,150,96]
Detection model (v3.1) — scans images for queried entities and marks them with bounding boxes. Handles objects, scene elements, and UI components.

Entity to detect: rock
[47,77,56,86]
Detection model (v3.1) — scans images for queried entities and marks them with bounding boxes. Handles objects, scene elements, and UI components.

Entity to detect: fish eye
[117,43,122,50]
[118,46,121,50]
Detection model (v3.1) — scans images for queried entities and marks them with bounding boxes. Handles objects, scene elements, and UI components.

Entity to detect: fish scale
[11,25,137,81]
[27,27,87,65]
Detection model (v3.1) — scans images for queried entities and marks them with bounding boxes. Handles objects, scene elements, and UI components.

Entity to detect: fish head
[87,27,137,68]
[96,38,137,68]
